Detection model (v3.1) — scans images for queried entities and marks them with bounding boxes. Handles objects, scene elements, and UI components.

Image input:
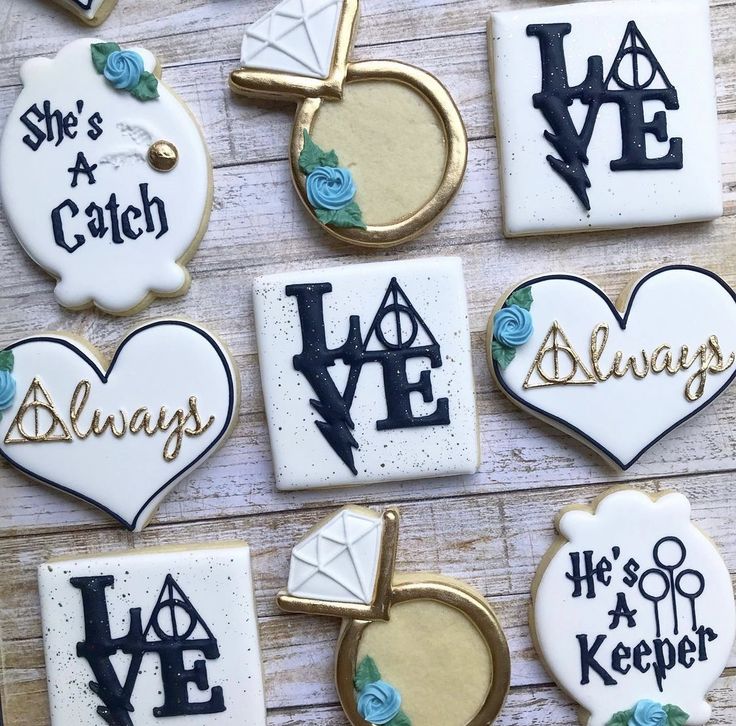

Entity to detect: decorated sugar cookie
[486,266,736,469]
[253,257,479,489]
[279,506,511,726]
[532,488,736,725]
[52,0,117,25]
[0,39,212,314]
[39,543,266,725]
[229,0,467,247]
[488,0,721,236]
[0,319,238,530]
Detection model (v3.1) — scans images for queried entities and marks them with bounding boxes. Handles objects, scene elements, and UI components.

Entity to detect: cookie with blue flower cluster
[486,266,736,470]
[52,0,117,26]
[277,505,512,726]
[0,38,213,315]
[229,0,468,247]
[531,487,735,726]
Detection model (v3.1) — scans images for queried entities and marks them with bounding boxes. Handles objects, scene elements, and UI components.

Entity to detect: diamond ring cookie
[0,39,213,314]
[38,543,266,725]
[230,0,467,248]
[532,488,736,725]
[253,257,480,490]
[0,319,239,531]
[486,266,736,469]
[52,0,117,25]
[279,506,511,726]
[488,0,721,236]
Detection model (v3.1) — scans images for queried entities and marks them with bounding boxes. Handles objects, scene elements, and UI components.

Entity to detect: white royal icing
[54,0,114,23]
[489,0,721,236]
[533,489,736,725]
[490,267,736,468]
[0,39,211,313]
[0,320,238,531]
[253,257,480,490]
[241,0,343,79]
[38,543,266,726]
[287,507,384,604]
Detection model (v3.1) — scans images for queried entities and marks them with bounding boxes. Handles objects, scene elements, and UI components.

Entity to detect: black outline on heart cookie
[489,265,736,470]
[0,320,237,530]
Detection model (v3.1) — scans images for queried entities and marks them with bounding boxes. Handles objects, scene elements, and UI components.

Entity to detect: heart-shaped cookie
[0,320,238,530]
[487,266,736,468]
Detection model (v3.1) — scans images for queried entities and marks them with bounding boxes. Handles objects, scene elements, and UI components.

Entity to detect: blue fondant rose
[493,304,533,347]
[0,371,16,411]
[357,680,402,725]
[628,700,668,726]
[103,50,144,90]
[306,166,357,210]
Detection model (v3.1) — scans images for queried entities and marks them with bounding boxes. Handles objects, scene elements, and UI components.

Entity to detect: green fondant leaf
[491,340,516,369]
[387,709,412,726]
[90,42,121,73]
[354,656,381,691]
[506,285,533,311]
[0,350,13,373]
[129,71,159,101]
[604,709,633,726]
[299,130,339,174]
[663,705,689,726]
[315,201,366,230]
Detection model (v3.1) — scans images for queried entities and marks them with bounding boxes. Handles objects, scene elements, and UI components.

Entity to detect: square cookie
[38,543,266,726]
[253,257,479,489]
[489,0,721,237]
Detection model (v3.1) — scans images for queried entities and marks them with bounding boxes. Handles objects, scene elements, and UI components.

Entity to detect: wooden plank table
[1,0,735,723]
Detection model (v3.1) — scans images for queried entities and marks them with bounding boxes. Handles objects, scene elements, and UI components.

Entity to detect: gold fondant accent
[4,378,72,444]
[147,140,179,172]
[277,507,511,726]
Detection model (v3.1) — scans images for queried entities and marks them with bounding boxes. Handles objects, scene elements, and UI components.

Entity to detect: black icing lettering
[566,551,612,598]
[285,277,451,475]
[87,111,104,140]
[652,638,676,692]
[52,199,85,252]
[62,110,78,140]
[611,643,631,675]
[140,182,168,239]
[576,634,616,686]
[86,201,108,239]
[67,151,97,188]
[633,639,653,673]
[678,635,697,668]
[526,20,682,209]
[105,193,124,245]
[19,103,45,151]
[696,625,717,661]
[72,573,226,723]
[610,99,683,172]
[374,349,449,430]
[122,205,143,239]
[622,558,640,587]
[607,592,637,629]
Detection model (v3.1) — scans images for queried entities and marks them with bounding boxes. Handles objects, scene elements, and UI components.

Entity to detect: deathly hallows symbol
[286,277,450,474]
[4,377,72,443]
[524,321,596,389]
[71,573,225,725]
[527,20,683,210]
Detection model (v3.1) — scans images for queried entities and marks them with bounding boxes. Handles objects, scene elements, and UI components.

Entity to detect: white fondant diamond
[241,0,343,79]
[287,508,383,604]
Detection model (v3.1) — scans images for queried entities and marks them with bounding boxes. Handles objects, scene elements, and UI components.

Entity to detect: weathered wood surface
[1,0,735,723]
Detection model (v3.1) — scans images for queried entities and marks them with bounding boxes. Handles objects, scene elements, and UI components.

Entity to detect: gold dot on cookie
[147,141,179,172]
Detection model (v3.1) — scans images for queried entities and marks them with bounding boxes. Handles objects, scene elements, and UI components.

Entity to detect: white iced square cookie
[52,0,117,26]
[253,257,479,489]
[38,543,266,726]
[489,0,722,237]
